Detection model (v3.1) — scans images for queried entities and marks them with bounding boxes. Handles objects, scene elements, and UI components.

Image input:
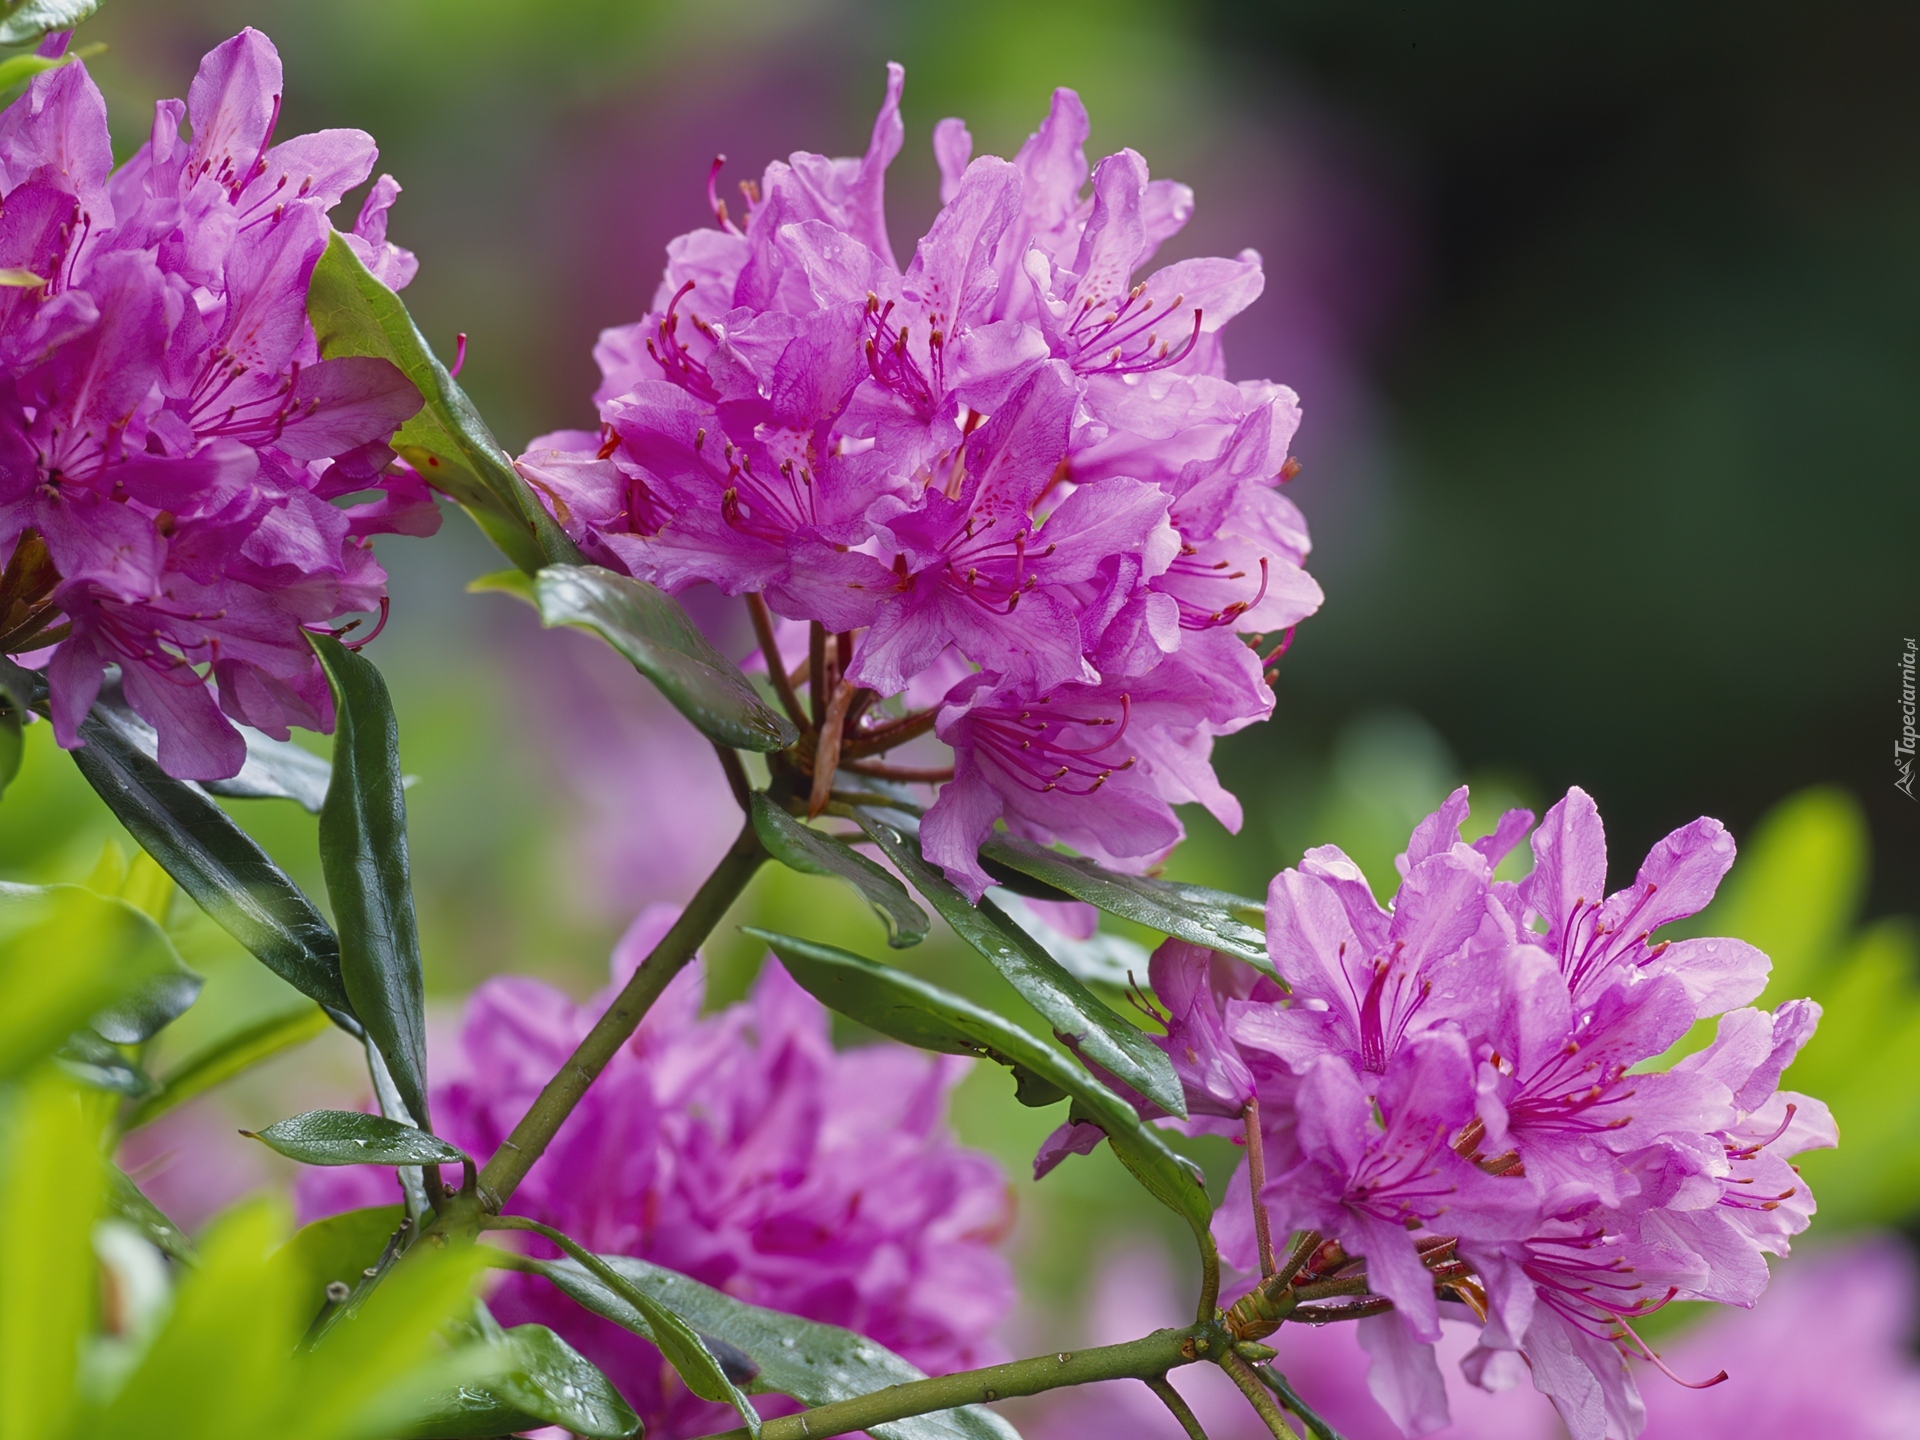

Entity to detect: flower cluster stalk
[688,1325,1222,1440]
[469,816,767,1213]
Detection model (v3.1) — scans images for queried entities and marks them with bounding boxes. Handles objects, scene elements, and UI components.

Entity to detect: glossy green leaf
[0,0,99,45]
[66,710,356,1020]
[409,1319,640,1439]
[106,1165,196,1265]
[502,1219,761,1435]
[307,231,580,574]
[752,792,927,947]
[851,813,1185,1115]
[0,882,180,1082]
[532,564,798,753]
[245,1110,466,1168]
[980,834,1273,973]
[533,1252,1020,1440]
[0,1071,106,1440]
[993,891,1153,989]
[750,928,1215,1265]
[309,634,431,1131]
[128,1005,332,1130]
[57,1028,155,1096]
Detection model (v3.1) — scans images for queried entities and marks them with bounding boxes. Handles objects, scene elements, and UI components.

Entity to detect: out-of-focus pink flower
[298,908,1015,1438]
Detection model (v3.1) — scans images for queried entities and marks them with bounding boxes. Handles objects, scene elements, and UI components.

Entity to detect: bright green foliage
[0,1072,109,1440]
[310,635,432,1131]
[1696,787,1920,1229]
[532,1250,1019,1440]
[245,1111,467,1168]
[72,1198,492,1440]
[752,793,928,947]
[0,884,182,1085]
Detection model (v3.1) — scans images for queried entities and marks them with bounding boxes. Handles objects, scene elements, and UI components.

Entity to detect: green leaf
[752,793,927,947]
[409,1322,640,1439]
[66,710,355,1020]
[851,813,1185,1115]
[244,1110,466,1168]
[993,891,1153,989]
[307,231,581,574]
[281,1203,406,1318]
[57,1027,155,1096]
[533,1252,1020,1440]
[0,0,99,46]
[127,1004,332,1130]
[749,928,1215,1266]
[0,882,181,1082]
[0,1071,106,1440]
[105,1165,196,1265]
[530,564,798,753]
[90,963,203,1046]
[309,634,431,1131]
[981,834,1273,974]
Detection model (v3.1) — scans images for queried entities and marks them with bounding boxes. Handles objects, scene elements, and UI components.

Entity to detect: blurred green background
[1,0,1915,1407]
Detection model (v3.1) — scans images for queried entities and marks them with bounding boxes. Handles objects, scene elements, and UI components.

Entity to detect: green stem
[690,1326,1223,1440]
[1219,1348,1298,1440]
[472,818,766,1213]
[1146,1374,1213,1440]
[1252,1362,1347,1440]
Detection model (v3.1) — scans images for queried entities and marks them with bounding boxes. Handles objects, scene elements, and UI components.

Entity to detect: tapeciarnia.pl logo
[1899,637,1917,801]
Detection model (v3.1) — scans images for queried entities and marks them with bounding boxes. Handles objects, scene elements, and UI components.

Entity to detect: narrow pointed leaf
[310,634,431,1131]
[90,963,203,1045]
[245,1110,466,1167]
[128,1004,332,1130]
[750,928,1215,1265]
[752,793,926,947]
[409,1323,640,1439]
[534,1253,1020,1440]
[980,834,1273,973]
[307,231,581,574]
[852,813,1185,1115]
[105,1164,195,1264]
[531,565,798,752]
[994,891,1152,989]
[66,711,354,1018]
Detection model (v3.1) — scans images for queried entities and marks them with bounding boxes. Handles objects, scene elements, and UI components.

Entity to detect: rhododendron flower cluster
[1097,786,1832,1440]
[519,69,1320,897]
[0,29,435,780]
[299,907,1015,1440]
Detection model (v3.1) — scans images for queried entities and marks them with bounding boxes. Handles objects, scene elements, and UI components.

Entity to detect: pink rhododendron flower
[522,69,1320,896]
[1045,786,1829,1440]
[299,907,1015,1439]
[0,29,435,779]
